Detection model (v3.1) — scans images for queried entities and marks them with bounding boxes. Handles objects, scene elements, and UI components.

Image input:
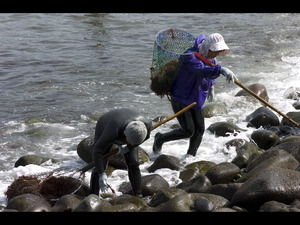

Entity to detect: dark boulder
[205,162,240,184]
[207,122,246,137]
[51,194,84,212]
[77,136,150,168]
[239,148,299,182]
[245,106,279,128]
[231,142,259,168]
[235,83,269,104]
[77,135,94,163]
[6,193,52,212]
[258,200,300,212]
[109,194,148,211]
[15,154,59,167]
[250,130,280,150]
[147,154,180,172]
[281,111,300,127]
[73,194,111,212]
[176,174,212,193]
[231,167,300,211]
[119,174,169,197]
[268,139,300,162]
[158,193,230,212]
[149,187,186,207]
[207,183,242,201]
[202,102,228,118]
[184,160,216,174]
[192,196,214,212]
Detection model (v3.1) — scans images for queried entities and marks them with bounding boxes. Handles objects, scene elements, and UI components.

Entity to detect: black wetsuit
[153,96,205,156]
[90,108,152,196]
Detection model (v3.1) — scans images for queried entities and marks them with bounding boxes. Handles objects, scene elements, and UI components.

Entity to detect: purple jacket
[170,35,221,110]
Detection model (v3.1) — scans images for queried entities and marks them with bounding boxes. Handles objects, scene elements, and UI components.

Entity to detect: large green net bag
[150,28,195,98]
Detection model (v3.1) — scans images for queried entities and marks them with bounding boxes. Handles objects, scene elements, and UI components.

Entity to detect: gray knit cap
[124,121,147,145]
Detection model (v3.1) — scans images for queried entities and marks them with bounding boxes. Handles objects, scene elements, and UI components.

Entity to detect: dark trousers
[90,146,142,196]
[158,97,205,156]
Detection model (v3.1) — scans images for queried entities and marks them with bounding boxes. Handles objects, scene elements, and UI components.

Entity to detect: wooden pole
[233,78,299,127]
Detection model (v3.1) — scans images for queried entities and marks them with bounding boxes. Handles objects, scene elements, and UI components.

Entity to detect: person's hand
[207,86,215,102]
[220,67,238,84]
[117,145,129,155]
[98,172,109,193]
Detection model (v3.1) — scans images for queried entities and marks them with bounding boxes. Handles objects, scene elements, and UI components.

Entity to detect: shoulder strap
[193,52,215,67]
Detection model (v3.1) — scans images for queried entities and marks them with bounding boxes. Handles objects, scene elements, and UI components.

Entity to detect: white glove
[98,172,109,193]
[207,86,215,102]
[220,67,238,84]
[117,145,129,155]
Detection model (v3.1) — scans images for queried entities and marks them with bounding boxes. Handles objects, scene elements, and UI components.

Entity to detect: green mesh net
[150,28,195,98]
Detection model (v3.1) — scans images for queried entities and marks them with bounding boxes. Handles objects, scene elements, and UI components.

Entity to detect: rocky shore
[2,84,300,212]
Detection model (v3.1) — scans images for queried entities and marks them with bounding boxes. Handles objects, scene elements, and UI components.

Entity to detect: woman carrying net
[152,32,237,156]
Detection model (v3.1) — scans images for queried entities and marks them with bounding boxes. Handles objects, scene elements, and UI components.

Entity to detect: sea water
[0,13,299,208]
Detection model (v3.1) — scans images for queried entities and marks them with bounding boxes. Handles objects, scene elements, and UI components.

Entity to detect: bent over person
[90,108,152,197]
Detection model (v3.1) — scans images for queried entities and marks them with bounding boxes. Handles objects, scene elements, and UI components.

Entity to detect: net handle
[155,28,195,56]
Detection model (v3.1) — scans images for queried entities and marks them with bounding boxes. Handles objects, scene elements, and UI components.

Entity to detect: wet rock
[77,135,94,163]
[281,111,300,127]
[240,148,299,182]
[141,174,169,196]
[224,139,247,151]
[149,187,186,207]
[14,154,59,167]
[267,125,300,137]
[258,200,300,212]
[207,183,242,201]
[231,142,259,169]
[202,102,228,118]
[147,154,180,172]
[231,167,300,211]
[192,196,214,212]
[184,160,216,175]
[207,122,246,137]
[77,136,150,168]
[73,194,111,212]
[102,202,139,212]
[247,148,299,172]
[158,193,230,212]
[109,194,148,211]
[51,194,84,212]
[179,168,199,182]
[250,130,280,150]
[119,174,169,197]
[245,106,279,128]
[283,87,300,100]
[268,139,300,162]
[6,193,52,212]
[176,174,212,193]
[205,162,240,184]
[235,83,269,104]
[293,101,300,110]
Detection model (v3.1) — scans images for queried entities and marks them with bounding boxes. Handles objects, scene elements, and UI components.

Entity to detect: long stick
[233,78,299,127]
[193,52,299,127]
[78,102,197,173]
[151,102,197,130]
